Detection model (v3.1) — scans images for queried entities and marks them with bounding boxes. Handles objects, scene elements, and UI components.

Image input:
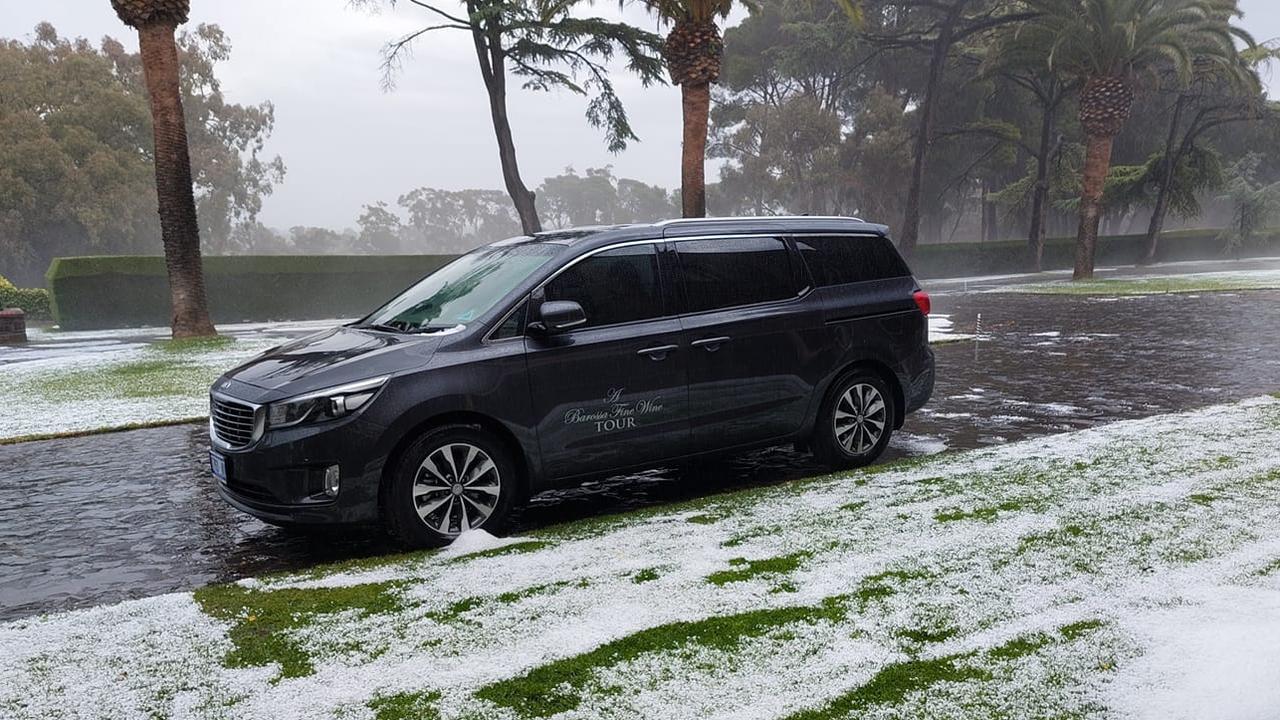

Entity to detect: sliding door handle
[637,344,678,360]
[691,336,731,352]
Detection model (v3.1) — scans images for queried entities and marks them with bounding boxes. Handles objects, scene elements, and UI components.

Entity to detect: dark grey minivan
[209,217,934,546]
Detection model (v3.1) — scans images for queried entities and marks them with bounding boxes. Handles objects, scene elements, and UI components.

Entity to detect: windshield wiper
[364,323,406,334]
[405,323,462,335]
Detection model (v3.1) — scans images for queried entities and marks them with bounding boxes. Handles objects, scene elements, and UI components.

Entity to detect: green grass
[368,691,440,720]
[1006,276,1280,296]
[686,513,721,525]
[706,553,809,585]
[782,624,1108,720]
[194,581,409,680]
[475,599,848,717]
[934,500,1024,523]
[633,567,660,583]
[28,358,224,400]
[781,653,988,720]
[151,335,237,353]
[897,626,958,645]
[853,569,930,604]
[1058,619,1105,641]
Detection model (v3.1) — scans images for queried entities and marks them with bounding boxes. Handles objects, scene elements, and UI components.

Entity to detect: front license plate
[209,451,227,483]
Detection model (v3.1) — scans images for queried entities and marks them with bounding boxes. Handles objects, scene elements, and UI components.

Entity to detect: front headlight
[266,376,389,429]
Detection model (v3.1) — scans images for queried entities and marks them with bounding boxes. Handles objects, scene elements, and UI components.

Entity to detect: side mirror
[536,300,587,333]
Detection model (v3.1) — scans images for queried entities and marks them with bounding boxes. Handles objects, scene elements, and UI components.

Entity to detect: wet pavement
[3,284,1280,622]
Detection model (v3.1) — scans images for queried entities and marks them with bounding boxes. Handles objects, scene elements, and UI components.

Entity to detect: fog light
[323,465,340,497]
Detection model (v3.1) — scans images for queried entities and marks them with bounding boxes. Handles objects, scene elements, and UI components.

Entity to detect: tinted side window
[490,299,527,340]
[795,235,911,286]
[543,244,663,328]
[676,236,797,313]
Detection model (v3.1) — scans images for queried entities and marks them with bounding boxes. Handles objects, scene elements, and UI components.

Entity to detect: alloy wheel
[833,383,887,456]
[412,443,502,534]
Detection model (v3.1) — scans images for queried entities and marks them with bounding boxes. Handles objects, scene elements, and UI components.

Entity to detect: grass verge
[476,599,848,717]
[1002,276,1280,296]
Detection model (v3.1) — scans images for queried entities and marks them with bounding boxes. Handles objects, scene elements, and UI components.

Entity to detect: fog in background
[0,1,721,232]
[0,0,1276,251]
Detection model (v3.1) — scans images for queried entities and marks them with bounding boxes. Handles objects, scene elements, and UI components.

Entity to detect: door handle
[637,344,678,360]
[691,336,731,352]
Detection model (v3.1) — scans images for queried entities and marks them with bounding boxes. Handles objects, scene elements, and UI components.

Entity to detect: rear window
[676,237,798,313]
[795,235,911,286]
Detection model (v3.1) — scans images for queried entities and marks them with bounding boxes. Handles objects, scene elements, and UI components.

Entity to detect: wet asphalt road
[3,286,1279,622]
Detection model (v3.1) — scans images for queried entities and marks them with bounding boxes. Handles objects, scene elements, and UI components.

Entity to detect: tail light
[913,290,931,316]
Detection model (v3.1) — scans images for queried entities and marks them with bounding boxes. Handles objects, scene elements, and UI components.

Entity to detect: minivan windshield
[360,244,559,332]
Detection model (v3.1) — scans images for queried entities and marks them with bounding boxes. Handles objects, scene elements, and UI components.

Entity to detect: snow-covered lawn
[0,336,279,442]
[4,397,1280,719]
[995,268,1280,295]
[0,320,342,442]
[3,319,962,443]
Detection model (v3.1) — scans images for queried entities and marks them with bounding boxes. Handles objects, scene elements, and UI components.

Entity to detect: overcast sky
[4,1,1279,230]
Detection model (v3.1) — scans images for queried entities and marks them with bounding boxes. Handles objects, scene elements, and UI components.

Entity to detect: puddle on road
[2,290,1278,622]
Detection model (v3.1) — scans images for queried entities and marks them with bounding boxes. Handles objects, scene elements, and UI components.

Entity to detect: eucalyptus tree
[1020,0,1252,279]
[982,20,1074,271]
[1139,45,1271,263]
[360,0,665,234]
[843,0,1035,259]
[109,0,215,337]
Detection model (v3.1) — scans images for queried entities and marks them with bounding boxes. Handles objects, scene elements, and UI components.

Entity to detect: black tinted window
[676,237,797,313]
[543,244,663,328]
[795,235,911,286]
[490,299,527,339]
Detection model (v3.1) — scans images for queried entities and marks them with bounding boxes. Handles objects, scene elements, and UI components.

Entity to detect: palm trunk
[1073,133,1114,280]
[1141,94,1187,265]
[681,82,710,218]
[472,18,540,235]
[1027,109,1057,272]
[137,22,215,338]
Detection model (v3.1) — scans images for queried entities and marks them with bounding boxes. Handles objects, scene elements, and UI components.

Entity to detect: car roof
[493,216,891,253]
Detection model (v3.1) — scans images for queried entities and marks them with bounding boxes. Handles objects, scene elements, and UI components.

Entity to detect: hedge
[43,228,1274,330]
[46,255,454,330]
[907,228,1278,278]
[0,274,52,321]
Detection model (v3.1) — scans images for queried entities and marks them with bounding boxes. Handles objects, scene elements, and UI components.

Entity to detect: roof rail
[654,215,866,226]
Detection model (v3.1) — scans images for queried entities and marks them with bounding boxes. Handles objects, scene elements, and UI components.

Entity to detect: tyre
[811,371,895,470]
[383,424,519,548]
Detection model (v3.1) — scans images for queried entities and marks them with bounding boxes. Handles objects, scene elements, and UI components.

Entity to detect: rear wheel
[383,424,519,548]
[812,372,895,470]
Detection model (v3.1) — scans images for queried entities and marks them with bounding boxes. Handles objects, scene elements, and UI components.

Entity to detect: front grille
[211,396,260,448]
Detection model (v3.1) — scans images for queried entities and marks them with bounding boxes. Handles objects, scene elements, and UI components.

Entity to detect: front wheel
[811,372,895,470]
[383,424,519,548]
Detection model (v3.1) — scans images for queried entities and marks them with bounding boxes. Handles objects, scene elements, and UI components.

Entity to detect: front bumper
[210,413,388,525]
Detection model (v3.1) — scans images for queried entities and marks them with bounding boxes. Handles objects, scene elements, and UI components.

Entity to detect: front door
[525,243,689,480]
[673,235,822,449]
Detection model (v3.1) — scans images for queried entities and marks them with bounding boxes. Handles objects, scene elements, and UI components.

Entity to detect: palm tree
[110,0,216,336]
[1022,0,1251,279]
[641,0,736,218]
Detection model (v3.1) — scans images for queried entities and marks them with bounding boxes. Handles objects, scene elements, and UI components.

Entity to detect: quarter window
[795,235,911,286]
[543,244,663,328]
[490,299,527,340]
[676,236,797,313]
